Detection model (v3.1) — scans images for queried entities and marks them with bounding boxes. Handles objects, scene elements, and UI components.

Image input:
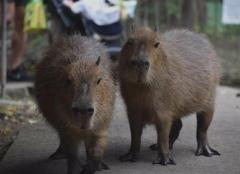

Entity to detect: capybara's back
[160,29,221,114]
[35,35,115,174]
[119,27,220,165]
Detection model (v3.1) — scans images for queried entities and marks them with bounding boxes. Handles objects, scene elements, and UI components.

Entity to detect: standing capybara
[118,27,221,165]
[35,35,116,174]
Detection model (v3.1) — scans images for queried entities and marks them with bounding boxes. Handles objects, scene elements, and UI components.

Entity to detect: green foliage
[166,0,181,17]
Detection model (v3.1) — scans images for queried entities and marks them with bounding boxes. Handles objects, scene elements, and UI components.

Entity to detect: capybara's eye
[154,42,160,48]
[126,41,133,46]
[65,78,71,86]
[97,78,102,85]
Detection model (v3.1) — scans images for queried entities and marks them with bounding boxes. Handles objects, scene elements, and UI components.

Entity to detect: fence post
[1,0,7,97]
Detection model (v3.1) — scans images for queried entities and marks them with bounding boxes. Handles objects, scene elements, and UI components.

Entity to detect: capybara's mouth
[74,121,91,130]
[72,114,91,129]
[79,120,91,129]
[136,71,147,83]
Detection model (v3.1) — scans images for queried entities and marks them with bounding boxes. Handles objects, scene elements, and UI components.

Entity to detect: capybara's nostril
[72,107,81,114]
[79,107,94,117]
[143,61,150,69]
[86,108,94,116]
[131,59,149,69]
[131,60,138,66]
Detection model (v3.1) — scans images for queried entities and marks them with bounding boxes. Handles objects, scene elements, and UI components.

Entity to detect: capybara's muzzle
[72,106,94,117]
[131,59,150,70]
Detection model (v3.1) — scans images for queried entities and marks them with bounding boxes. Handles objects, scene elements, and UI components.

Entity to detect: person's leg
[7,0,31,81]
[9,3,26,70]
[7,1,15,22]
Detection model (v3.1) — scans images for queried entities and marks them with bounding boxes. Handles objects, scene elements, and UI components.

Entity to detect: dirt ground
[0,99,39,161]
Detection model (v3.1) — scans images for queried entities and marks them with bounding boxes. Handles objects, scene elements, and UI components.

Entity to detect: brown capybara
[118,27,221,165]
[35,35,116,174]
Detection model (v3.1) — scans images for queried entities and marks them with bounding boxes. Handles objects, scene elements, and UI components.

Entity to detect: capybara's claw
[119,152,139,162]
[195,144,220,157]
[97,162,110,171]
[152,153,176,165]
[149,144,158,151]
[81,161,109,174]
[80,169,94,174]
[80,165,95,174]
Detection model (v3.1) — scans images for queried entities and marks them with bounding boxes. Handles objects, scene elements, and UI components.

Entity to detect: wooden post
[143,0,149,26]
[1,0,7,97]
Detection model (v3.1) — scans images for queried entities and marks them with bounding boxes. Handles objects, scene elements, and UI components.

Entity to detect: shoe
[7,65,32,82]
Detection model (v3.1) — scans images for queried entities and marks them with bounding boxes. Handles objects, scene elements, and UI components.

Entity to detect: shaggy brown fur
[118,27,221,165]
[35,35,116,174]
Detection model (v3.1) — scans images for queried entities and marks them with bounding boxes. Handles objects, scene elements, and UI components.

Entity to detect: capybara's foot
[195,144,220,157]
[80,166,95,174]
[119,152,139,162]
[80,164,95,174]
[80,161,109,174]
[152,153,176,165]
[149,119,183,151]
[149,144,158,151]
[49,149,65,160]
[97,162,110,171]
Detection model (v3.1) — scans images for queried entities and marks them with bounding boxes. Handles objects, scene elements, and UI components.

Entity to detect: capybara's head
[119,27,166,84]
[61,57,103,129]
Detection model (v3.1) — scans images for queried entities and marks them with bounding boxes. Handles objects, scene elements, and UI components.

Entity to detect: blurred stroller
[45,0,123,60]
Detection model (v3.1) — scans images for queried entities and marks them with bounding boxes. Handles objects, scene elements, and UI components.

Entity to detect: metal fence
[1,0,239,92]
[0,0,7,97]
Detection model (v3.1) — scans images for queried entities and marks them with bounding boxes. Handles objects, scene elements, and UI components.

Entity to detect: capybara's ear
[154,25,158,33]
[154,42,160,48]
[126,23,136,37]
[131,23,135,33]
[96,56,101,66]
[60,58,71,65]
[66,58,71,65]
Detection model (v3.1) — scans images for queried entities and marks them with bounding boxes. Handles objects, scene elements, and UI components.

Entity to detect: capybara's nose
[72,107,94,117]
[82,108,94,116]
[72,107,80,114]
[131,59,150,69]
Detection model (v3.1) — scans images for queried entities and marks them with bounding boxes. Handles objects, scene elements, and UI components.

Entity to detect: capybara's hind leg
[119,114,144,162]
[169,119,183,149]
[149,119,183,151]
[195,111,220,157]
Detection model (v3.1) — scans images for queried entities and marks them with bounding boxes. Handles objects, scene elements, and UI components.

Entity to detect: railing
[0,0,7,97]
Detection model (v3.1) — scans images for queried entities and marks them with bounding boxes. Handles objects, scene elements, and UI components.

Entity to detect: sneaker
[7,65,32,82]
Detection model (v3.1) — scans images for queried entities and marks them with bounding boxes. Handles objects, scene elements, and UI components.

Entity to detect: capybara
[118,27,221,165]
[35,35,116,174]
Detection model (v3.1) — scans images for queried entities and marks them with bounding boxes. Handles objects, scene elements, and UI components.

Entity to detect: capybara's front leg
[149,119,183,151]
[49,143,65,160]
[153,117,176,165]
[68,157,81,174]
[119,113,144,162]
[82,134,109,174]
[49,135,66,160]
[65,140,81,174]
[195,111,220,157]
